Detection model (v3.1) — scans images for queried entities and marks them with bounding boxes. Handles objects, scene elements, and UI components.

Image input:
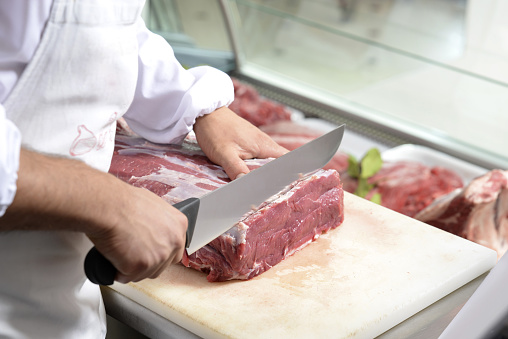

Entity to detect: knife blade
[84,124,345,285]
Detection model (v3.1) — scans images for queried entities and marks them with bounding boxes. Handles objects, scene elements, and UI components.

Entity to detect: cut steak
[182,169,344,282]
[415,170,508,258]
[341,161,464,217]
[109,133,345,281]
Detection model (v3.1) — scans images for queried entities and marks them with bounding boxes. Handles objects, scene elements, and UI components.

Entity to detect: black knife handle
[172,197,200,247]
[84,197,200,285]
[84,247,116,285]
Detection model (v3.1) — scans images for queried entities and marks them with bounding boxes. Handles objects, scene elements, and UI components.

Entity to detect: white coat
[0,0,233,337]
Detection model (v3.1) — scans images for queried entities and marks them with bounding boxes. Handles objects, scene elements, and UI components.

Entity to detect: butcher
[0,1,287,338]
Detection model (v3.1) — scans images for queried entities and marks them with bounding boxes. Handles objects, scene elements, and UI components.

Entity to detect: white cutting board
[111,192,496,339]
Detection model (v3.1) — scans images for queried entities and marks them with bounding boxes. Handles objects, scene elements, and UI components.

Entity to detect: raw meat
[111,135,228,203]
[415,170,508,258]
[109,133,345,281]
[110,134,267,204]
[341,161,464,217]
[182,169,344,282]
[229,78,292,126]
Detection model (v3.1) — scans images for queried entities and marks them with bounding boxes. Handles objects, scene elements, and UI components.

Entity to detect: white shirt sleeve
[123,18,234,145]
[0,104,21,217]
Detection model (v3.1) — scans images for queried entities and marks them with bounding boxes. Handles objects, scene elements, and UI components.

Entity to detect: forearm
[0,147,122,233]
[0,147,187,283]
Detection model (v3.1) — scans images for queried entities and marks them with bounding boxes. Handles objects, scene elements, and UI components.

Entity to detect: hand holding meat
[194,106,288,180]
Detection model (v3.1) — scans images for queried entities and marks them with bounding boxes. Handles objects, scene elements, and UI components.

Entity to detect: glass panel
[227,0,508,168]
[238,0,467,69]
[144,0,235,71]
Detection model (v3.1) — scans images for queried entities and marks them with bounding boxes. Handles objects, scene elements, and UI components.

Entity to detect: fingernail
[235,173,246,180]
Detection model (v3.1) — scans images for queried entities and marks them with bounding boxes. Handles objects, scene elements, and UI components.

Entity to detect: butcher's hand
[0,148,187,284]
[194,106,288,180]
[86,182,188,283]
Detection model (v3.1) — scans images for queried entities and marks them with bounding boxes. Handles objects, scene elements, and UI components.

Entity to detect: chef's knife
[84,124,345,285]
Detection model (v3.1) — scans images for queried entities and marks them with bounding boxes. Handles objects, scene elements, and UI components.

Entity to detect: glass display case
[104,3,508,338]
[144,0,508,170]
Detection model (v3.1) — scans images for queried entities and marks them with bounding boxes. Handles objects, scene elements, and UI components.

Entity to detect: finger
[148,260,173,280]
[110,246,183,284]
[143,248,183,281]
[116,273,132,284]
[257,142,288,159]
[244,131,288,160]
[117,263,162,283]
[112,251,167,284]
[115,263,147,283]
[221,155,251,181]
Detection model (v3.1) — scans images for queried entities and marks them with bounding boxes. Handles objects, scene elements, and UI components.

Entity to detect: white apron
[0,0,143,337]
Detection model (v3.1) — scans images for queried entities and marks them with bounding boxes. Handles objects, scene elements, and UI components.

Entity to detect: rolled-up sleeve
[0,104,21,217]
[123,19,234,145]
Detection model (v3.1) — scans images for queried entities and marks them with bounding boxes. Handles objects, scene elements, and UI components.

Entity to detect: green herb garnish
[347,148,383,204]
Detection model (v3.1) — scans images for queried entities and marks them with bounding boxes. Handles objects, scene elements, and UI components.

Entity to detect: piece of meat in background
[341,161,464,217]
[416,170,508,259]
[229,78,292,127]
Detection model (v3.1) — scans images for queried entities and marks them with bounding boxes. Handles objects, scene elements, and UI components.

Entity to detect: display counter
[104,1,508,337]
[145,0,507,169]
